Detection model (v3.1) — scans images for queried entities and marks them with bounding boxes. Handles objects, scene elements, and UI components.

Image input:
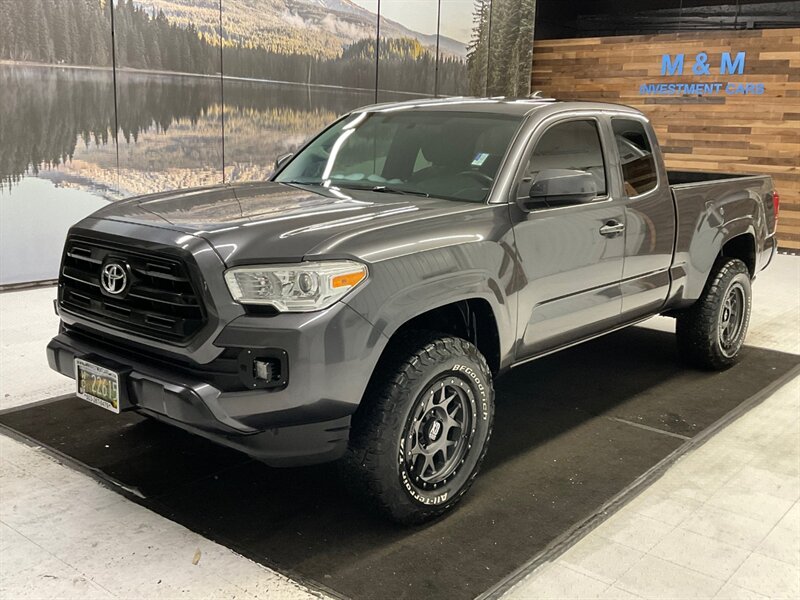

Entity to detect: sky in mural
[351,0,473,41]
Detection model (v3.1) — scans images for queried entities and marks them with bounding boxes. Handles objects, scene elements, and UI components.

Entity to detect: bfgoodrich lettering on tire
[342,332,495,524]
[676,257,752,370]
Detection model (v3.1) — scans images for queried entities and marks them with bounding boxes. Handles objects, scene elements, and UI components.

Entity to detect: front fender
[344,242,516,369]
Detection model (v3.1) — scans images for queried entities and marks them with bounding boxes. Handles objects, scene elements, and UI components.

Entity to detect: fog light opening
[254,358,280,383]
[238,348,288,389]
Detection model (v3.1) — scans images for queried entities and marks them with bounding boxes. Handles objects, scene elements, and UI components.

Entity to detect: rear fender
[668,183,763,305]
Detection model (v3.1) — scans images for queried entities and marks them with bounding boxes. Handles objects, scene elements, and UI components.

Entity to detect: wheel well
[720,234,756,277]
[393,299,501,375]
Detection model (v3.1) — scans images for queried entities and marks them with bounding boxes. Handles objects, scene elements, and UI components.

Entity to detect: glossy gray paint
[668,175,775,306]
[49,98,778,465]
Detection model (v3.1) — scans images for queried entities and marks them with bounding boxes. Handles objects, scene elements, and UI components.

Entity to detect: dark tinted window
[523,119,607,197]
[612,118,658,196]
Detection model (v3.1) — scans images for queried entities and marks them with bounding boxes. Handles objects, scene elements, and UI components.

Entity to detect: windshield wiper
[279,179,321,186]
[282,181,430,198]
[369,185,430,197]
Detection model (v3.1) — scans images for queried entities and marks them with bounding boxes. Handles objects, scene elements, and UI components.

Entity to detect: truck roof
[352,96,644,118]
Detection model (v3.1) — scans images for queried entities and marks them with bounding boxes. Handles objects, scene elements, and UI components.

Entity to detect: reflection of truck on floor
[48,98,779,523]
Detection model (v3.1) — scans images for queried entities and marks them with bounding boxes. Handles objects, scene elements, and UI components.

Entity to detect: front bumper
[48,301,386,467]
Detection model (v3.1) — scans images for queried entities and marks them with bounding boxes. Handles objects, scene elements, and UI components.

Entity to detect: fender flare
[350,269,514,371]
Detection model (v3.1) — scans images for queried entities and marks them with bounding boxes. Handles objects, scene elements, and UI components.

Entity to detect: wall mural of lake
[0,0,536,285]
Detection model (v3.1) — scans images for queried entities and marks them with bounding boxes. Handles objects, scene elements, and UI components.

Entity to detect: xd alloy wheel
[717,281,747,358]
[401,375,477,498]
[344,333,495,524]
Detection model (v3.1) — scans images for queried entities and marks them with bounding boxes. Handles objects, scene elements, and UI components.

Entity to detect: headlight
[224,261,368,312]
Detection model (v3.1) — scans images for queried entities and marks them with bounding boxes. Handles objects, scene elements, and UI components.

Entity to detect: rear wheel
[676,257,752,370]
[343,332,494,524]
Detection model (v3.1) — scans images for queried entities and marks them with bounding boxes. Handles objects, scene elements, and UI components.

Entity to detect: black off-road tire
[342,331,495,525]
[676,257,752,370]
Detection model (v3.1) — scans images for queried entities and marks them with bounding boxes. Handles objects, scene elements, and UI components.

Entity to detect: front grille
[59,237,207,343]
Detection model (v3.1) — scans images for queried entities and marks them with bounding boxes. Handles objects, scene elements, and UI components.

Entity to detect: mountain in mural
[0,0,468,93]
[137,0,468,58]
[309,0,469,57]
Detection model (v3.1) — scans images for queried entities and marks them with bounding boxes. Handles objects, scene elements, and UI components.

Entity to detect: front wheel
[676,257,752,370]
[343,332,495,524]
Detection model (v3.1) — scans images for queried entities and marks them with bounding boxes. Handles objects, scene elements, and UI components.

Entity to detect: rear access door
[509,115,627,359]
[609,116,676,320]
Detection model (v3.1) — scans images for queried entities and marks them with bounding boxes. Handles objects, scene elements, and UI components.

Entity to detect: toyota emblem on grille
[101,262,128,295]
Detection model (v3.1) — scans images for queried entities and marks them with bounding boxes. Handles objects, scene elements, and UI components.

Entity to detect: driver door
[510,117,626,359]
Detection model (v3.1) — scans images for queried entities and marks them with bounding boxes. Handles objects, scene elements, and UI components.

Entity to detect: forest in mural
[0,0,469,91]
[0,0,113,67]
[468,0,537,96]
[0,0,536,284]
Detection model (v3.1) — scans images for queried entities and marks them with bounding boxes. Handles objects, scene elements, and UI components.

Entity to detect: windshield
[275,110,523,202]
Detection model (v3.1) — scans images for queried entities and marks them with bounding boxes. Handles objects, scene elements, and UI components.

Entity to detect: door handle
[599,220,625,237]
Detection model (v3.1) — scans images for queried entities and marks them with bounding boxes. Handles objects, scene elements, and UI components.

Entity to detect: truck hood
[90,182,477,264]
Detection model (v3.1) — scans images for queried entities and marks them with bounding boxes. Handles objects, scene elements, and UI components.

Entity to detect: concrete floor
[0,255,798,599]
[505,376,799,600]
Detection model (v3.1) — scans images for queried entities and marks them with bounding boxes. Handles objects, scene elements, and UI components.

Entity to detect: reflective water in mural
[0,178,109,284]
[0,64,382,284]
[0,65,382,194]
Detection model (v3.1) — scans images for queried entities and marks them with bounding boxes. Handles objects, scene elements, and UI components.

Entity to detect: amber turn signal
[332,270,367,289]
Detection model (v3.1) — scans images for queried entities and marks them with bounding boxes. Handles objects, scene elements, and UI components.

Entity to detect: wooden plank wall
[531,29,800,251]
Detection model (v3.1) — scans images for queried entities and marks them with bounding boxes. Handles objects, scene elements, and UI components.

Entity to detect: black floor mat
[2,327,798,600]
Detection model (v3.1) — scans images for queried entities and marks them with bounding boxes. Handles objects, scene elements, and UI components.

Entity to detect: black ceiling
[535,0,800,39]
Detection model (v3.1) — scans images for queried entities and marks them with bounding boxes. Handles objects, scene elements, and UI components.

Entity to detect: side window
[612,119,658,196]
[522,119,607,198]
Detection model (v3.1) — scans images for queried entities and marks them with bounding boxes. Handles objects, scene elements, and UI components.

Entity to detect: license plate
[75,358,122,413]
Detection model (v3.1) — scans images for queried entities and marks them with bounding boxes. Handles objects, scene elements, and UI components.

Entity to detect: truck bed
[667,170,762,187]
[666,170,777,307]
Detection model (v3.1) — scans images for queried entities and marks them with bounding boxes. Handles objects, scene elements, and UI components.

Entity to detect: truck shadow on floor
[2,326,797,600]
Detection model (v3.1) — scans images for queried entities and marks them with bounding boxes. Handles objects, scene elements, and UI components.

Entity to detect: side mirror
[520,169,597,210]
[274,153,293,172]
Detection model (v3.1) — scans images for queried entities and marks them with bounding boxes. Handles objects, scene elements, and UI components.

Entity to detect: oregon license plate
[75,358,122,413]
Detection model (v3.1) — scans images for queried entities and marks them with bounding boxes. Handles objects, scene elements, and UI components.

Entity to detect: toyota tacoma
[48,98,779,523]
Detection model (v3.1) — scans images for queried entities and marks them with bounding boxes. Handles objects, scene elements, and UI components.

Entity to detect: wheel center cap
[722,307,730,321]
[426,419,443,443]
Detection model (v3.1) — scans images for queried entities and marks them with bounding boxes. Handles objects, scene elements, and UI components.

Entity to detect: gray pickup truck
[48,98,779,523]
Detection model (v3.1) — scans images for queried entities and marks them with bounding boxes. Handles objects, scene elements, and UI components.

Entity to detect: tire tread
[676,257,751,370]
[342,331,494,524]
